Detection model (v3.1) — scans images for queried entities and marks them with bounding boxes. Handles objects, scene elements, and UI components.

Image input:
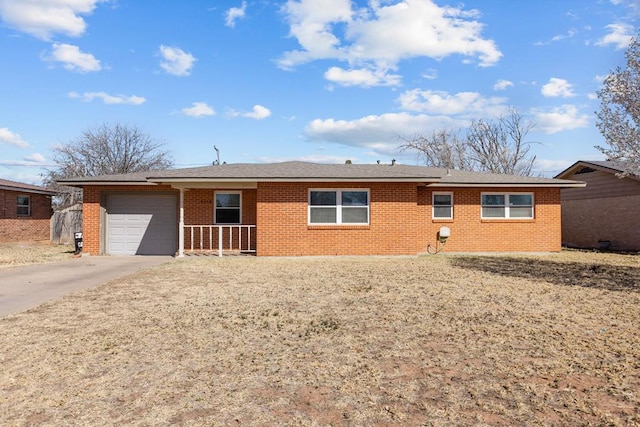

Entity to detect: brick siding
[0,190,53,242]
[82,183,562,256]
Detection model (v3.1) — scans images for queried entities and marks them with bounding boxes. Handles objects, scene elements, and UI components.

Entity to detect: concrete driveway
[0,255,173,316]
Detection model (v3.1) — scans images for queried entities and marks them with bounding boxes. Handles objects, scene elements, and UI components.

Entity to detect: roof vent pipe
[391,159,396,166]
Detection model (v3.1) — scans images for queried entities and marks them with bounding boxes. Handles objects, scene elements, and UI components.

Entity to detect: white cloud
[397,89,508,116]
[324,66,401,87]
[68,91,146,105]
[229,105,272,120]
[225,1,247,28]
[0,0,105,40]
[534,158,573,176]
[532,105,590,134]
[305,112,467,151]
[43,43,101,73]
[422,68,438,80]
[541,78,575,97]
[278,0,502,87]
[0,152,48,166]
[0,127,29,148]
[256,154,360,164]
[596,23,634,50]
[180,102,215,118]
[493,79,513,91]
[159,45,196,76]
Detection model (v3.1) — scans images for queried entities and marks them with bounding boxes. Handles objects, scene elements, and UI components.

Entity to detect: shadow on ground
[451,257,640,293]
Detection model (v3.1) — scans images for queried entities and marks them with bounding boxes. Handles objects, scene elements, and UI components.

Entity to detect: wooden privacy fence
[51,205,82,244]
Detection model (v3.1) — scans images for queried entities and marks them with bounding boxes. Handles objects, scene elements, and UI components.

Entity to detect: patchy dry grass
[0,251,638,425]
[0,242,74,269]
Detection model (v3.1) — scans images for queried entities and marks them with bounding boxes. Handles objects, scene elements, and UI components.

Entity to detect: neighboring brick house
[59,161,584,256]
[555,160,640,251]
[0,179,56,242]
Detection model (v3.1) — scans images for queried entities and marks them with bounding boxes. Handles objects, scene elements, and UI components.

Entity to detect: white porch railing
[184,225,256,257]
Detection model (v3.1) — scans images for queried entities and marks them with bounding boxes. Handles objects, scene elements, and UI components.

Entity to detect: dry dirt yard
[0,242,73,269]
[0,251,638,426]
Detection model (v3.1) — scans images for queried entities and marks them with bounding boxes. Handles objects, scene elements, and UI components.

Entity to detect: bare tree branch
[400,107,537,176]
[42,123,174,208]
[596,31,640,177]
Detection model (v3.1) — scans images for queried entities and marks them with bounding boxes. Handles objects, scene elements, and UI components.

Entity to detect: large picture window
[309,189,369,225]
[432,192,453,219]
[215,192,241,224]
[17,195,30,216]
[481,193,533,219]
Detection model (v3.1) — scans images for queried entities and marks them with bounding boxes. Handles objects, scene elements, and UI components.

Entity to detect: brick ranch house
[556,160,640,251]
[0,178,56,242]
[59,161,585,256]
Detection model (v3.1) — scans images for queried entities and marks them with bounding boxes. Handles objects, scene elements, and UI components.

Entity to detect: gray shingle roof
[59,161,584,187]
[0,178,57,195]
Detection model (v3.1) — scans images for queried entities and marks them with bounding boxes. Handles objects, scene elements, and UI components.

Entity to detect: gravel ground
[0,250,638,426]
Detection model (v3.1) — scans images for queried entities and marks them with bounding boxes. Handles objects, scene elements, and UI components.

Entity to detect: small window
[432,192,453,219]
[309,189,369,225]
[215,192,241,224]
[481,193,533,219]
[17,195,30,216]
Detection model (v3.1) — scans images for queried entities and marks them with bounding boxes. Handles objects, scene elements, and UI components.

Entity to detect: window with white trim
[17,195,30,216]
[214,192,241,224]
[309,189,369,225]
[432,192,453,219]
[481,193,534,219]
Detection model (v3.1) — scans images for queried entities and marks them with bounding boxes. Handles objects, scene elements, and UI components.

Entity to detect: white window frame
[17,195,30,217]
[214,191,242,224]
[432,192,453,219]
[481,192,534,219]
[308,189,370,225]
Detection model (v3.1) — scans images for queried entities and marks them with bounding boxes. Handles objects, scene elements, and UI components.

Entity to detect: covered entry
[106,193,177,255]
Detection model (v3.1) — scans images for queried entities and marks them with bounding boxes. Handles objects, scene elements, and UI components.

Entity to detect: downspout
[178,187,185,257]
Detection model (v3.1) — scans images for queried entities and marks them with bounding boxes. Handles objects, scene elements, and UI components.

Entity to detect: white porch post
[178,187,185,257]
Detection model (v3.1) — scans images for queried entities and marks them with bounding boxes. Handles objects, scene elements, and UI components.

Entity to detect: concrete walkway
[0,255,173,316]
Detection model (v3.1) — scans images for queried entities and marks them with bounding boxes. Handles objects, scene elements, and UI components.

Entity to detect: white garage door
[107,194,177,255]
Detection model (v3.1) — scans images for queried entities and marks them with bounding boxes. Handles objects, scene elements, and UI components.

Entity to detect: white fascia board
[427,182,586,188]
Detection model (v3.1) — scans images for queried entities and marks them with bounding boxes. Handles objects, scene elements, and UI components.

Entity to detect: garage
[106,193,177,255]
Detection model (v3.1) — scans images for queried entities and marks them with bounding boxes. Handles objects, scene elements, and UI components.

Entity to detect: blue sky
[0,0,638,184]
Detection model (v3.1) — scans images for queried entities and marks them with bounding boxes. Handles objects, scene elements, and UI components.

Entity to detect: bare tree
[467,107,536,176]
[400,107,537,176]
[43,123,173,208]
[596,31,640,176]
[399,130,473,170]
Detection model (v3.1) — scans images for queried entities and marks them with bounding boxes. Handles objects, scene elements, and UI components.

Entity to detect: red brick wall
[418,187,562,253]
[82,183,562,256]
[82,186,257,255]
[256,182,421,256]
[0,190,52,242]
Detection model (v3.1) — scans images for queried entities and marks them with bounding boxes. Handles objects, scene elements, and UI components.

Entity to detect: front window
[309,189,369,224]
[433,192,453,219]
[481,193,533,219]
[215,192,241,224]
[17,195,30,216]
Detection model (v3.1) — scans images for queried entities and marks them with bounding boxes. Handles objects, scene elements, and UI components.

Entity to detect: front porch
[181,224,256,257]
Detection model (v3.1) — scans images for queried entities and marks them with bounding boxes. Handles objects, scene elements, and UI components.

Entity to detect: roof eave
[0,185,57,195]
[428,182,586,188]
[57,180,157,187]
[147,177,441,183]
